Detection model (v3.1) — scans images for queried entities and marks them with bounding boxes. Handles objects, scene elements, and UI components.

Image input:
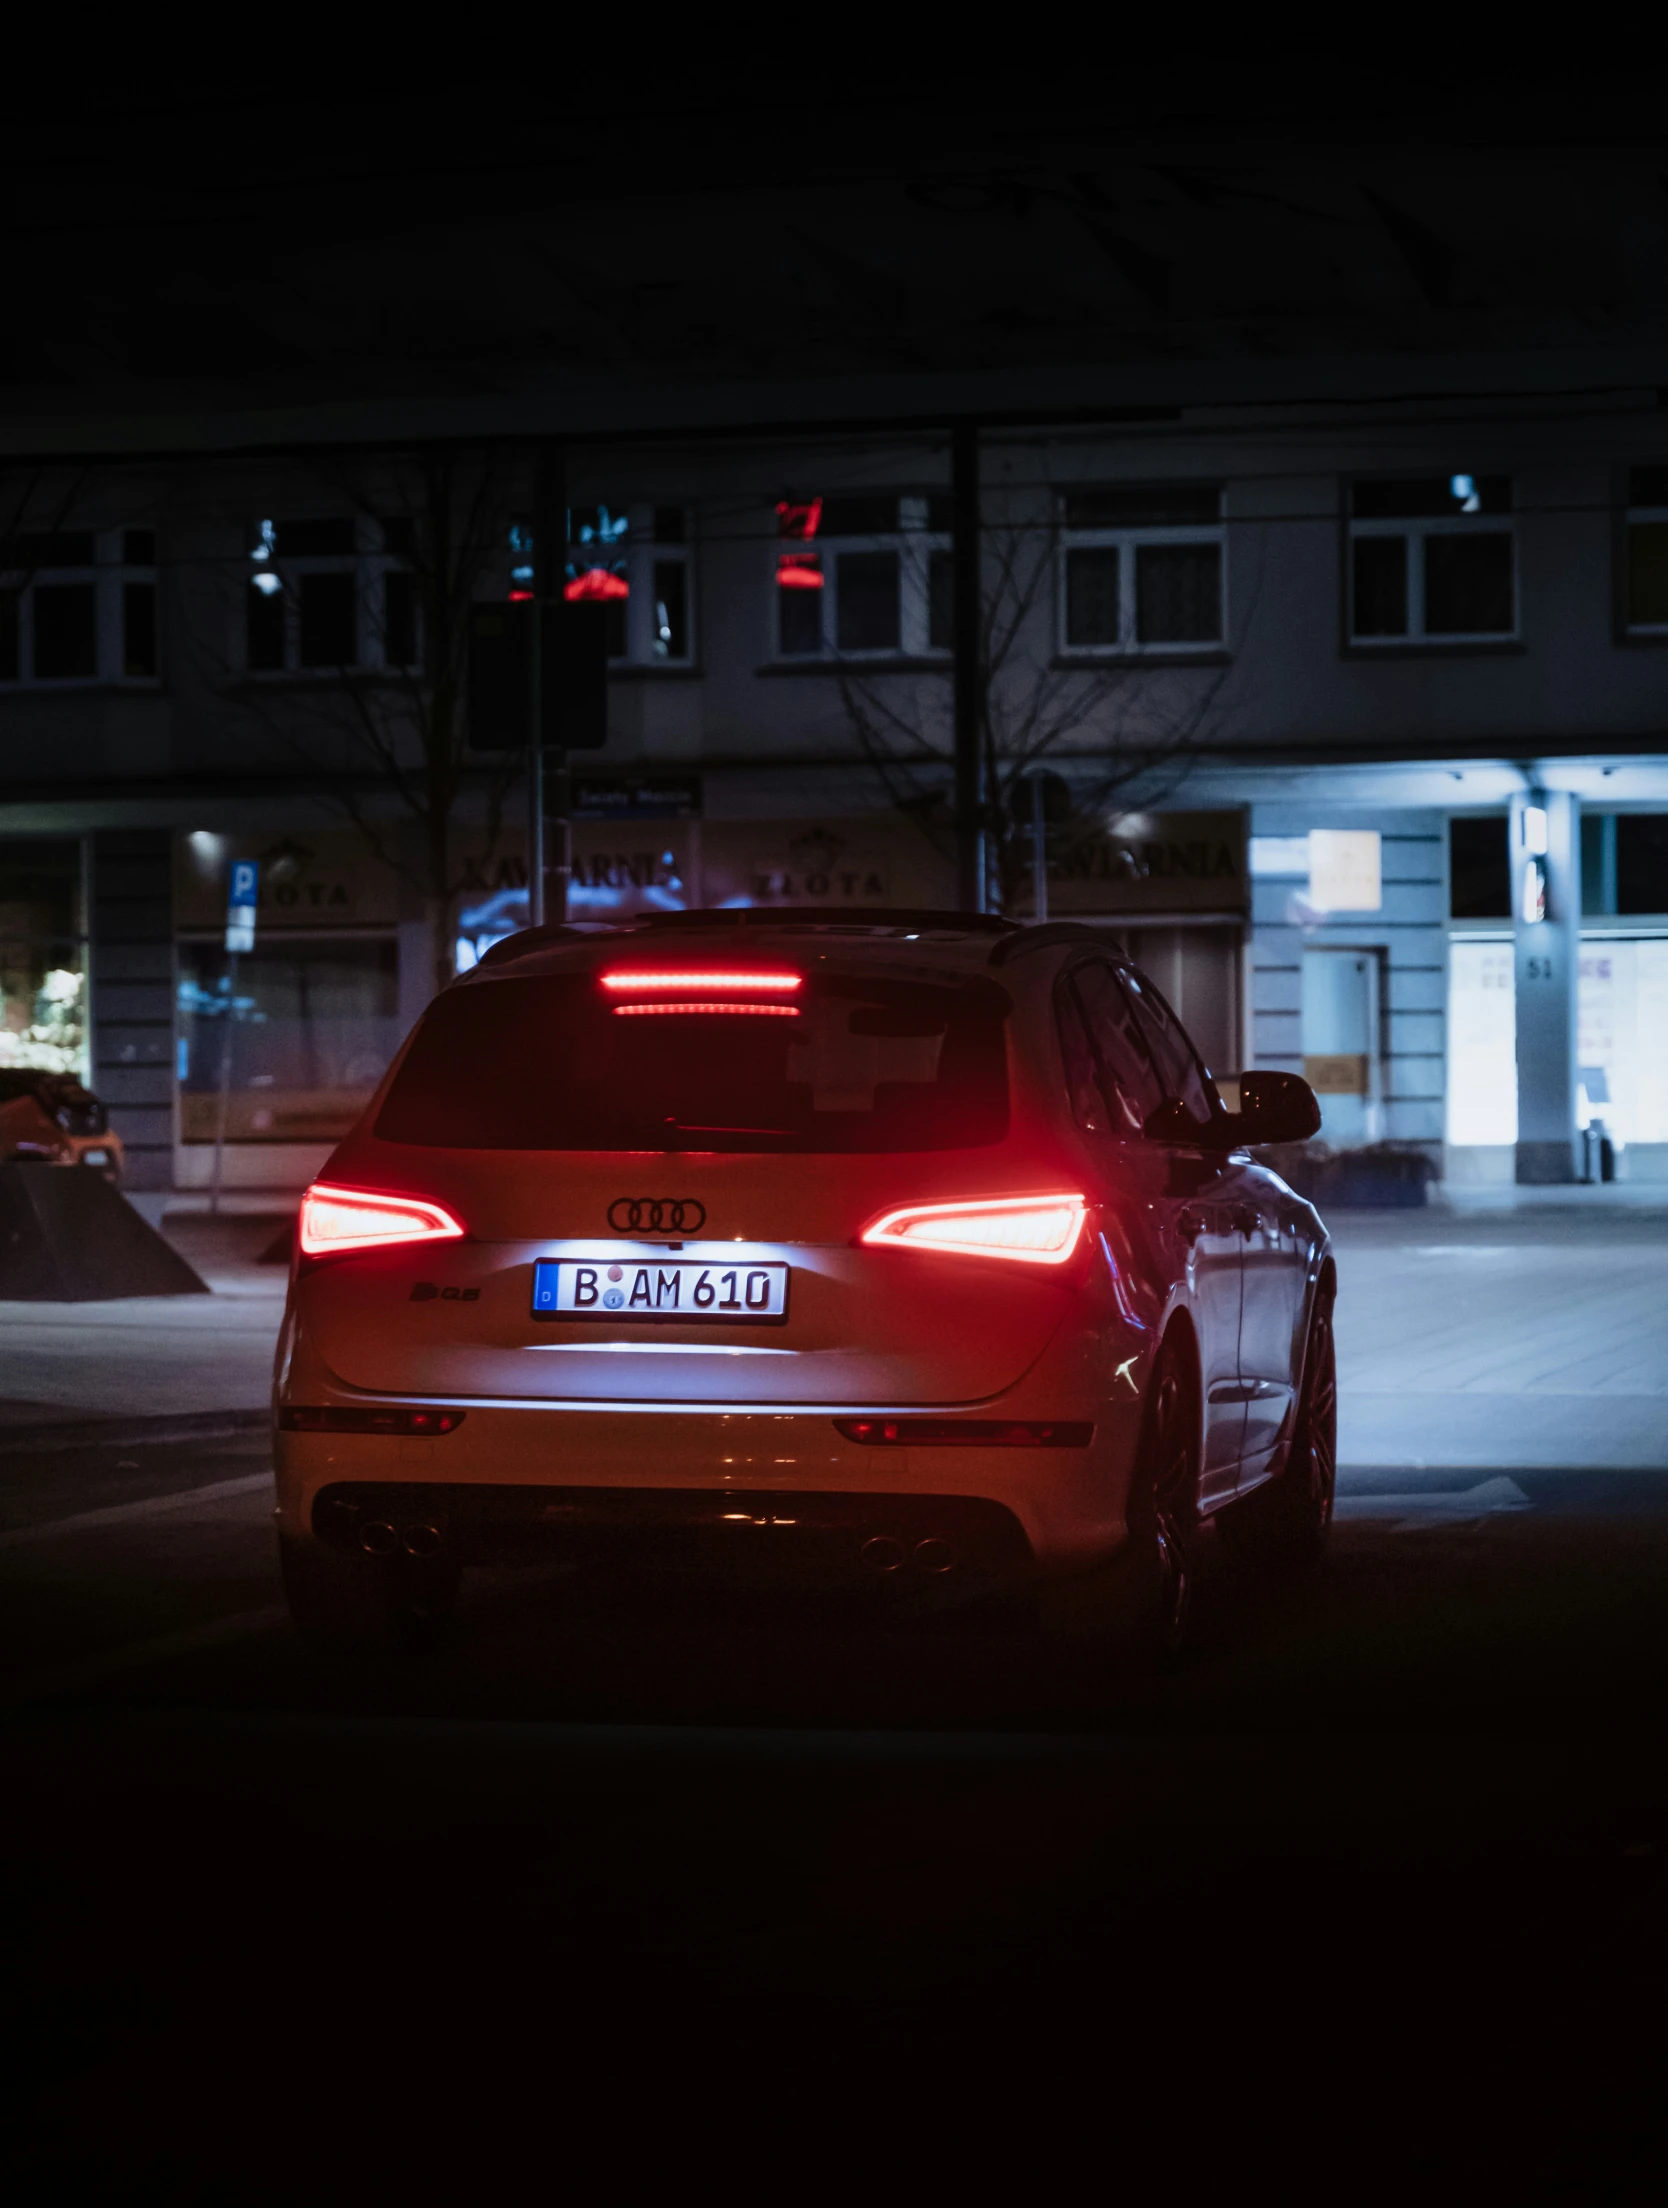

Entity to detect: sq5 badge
[410,1282,480,1303]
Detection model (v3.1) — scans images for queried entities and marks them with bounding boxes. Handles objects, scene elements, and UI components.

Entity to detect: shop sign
[701,819,953,910]
[456,822,693,929]
[1021,810,1247,917]
[573,775,702,820]
[175,833,400,930]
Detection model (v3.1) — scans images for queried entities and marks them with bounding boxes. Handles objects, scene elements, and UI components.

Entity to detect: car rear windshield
[376,969,1010,1153]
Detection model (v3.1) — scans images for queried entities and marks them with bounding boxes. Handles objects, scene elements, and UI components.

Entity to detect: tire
[1121,1330,1201,1655]
[279,1534,460,1655]
[1045,1330,1200,1662]
[1221,1287,1337,1575]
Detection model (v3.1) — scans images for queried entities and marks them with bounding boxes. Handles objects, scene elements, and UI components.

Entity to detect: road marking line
[5,1603,289,1706]
[0,1472,271,1549]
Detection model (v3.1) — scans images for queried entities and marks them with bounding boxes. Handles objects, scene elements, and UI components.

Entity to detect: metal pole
[1031,773,1048,924]
[951,421,984,913]
[534,446,568,927]
[208,951,237,1218]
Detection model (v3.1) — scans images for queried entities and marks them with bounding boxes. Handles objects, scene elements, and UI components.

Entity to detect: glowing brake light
[299,1185,465,1258]
[600,970,802,993]
[860,1193,1088,1267]
[612,1001,799,1018]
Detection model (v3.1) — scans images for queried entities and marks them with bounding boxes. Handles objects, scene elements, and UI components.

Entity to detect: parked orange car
[0,1071,124,1179]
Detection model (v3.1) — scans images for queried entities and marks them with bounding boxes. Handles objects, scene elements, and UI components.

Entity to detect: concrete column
[89,829,177,1192]
[1512,788,1580,1184]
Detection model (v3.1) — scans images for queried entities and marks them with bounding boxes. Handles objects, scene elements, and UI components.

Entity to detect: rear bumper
[273,1394,1143,1579]
[311,1479,1031,1587]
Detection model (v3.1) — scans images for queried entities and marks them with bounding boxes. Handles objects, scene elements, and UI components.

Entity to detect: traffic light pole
[532,445,569,927]
[952,422,985,914]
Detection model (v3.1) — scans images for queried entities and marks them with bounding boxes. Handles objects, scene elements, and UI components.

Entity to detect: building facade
[2,396,1665,1194]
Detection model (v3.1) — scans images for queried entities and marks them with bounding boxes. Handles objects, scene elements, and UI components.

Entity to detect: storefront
[173,830,403,1191]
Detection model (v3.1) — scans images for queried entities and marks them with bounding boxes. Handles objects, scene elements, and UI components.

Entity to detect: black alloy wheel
[1221,1286,1336,1573]
[1125,1335,1200,1656]
[1287,1289,1338,1557]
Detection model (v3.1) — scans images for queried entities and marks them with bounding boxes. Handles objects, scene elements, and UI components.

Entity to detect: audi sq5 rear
[274,911,1335,1652]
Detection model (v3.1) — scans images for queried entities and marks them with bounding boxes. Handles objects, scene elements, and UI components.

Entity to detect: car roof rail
[988,921,1132,967]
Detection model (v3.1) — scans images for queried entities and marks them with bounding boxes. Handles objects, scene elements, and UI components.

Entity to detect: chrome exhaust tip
[914,1537,956,1574]
[402,1522,444,1559]
[860,1535,906,1574]
[358,1520,399,1557]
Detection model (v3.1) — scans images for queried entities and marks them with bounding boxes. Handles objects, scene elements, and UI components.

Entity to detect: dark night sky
[2,72,1664,447]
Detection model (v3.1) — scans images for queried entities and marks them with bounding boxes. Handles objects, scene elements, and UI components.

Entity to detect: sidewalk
[1331,1205,1668,1473]
[0,1215,287,1428]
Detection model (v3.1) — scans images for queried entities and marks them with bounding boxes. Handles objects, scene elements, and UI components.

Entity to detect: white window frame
[1056,490,1226,659]
[245,517,417,676]
[1623,476,1668,638]
[1347,478,1518,647]
[565,503,696,668]
[772,495,950,663]
[0,527,159,689]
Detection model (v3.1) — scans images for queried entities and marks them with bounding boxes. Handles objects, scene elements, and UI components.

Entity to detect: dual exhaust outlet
[358,1519,444,1560]
[860,1534,957,1577]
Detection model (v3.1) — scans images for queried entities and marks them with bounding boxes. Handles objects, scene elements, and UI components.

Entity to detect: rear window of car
[376,969,1011,1153]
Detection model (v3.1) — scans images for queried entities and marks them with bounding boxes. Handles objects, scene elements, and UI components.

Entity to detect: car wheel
[1130,1335,1200,1654]
[279,1534,459,1655]
[1046,1331,1200,1662]
[1223,1289,1337,1574]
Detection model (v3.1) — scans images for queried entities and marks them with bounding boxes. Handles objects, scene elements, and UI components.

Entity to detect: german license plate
[533,1258,789,1322]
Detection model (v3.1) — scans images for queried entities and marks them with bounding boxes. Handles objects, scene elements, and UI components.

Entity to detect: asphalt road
[3,1204,1667,2196]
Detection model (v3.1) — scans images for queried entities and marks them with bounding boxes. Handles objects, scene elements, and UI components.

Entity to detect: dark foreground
[3,1422,1667,2198]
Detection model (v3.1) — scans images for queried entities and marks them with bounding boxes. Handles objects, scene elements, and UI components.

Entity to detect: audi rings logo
[608,1196,707,1234]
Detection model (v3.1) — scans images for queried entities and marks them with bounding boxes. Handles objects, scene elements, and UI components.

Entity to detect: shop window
[1450,816,1511,918]
[0,529,158,687]
[1349,476,1515,644]
[559,504,694,666]
[176,937,400,1145]
[773,494,950,661]
[0,838,87,1080]
[245,515,416,674]
[1616,815,1668,915]
[1059,485,1224,655]
[1623,466,1668,636]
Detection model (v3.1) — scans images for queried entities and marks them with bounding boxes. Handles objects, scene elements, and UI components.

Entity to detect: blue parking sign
[226,859,258,953]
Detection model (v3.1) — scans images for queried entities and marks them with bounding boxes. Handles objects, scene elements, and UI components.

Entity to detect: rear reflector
[600,970,802,993]
[280,1406,466,1435]
[836,1418,1093,1448]
[611,1001,800,1018]
[860,1193,1087,1266]
[299,1184,465,1258]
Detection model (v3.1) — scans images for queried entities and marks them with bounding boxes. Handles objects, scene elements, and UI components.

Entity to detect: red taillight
[600,970,802,993]
[612,1001,800,1018]
[860,1193,1088,1267]
[298,1184,465,1258]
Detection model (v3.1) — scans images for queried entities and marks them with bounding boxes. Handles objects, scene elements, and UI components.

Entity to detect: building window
[1348,476,1516,645]
[556,504,693,666]
[245,516,417,674]
[1058,486,1224,656]
[176,937,401,1146]
[773,494,951,661]
[0,838,87,1079]
[0,529,158,687]
[1623,467,1668,637]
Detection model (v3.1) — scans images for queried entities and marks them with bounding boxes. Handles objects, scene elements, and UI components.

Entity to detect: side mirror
[1232,1070,1322,1146]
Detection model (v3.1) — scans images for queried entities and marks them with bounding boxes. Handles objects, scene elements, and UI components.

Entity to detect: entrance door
[1302,947,1380,1146]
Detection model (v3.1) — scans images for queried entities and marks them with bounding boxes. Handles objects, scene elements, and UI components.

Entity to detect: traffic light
[467,599,609,751]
